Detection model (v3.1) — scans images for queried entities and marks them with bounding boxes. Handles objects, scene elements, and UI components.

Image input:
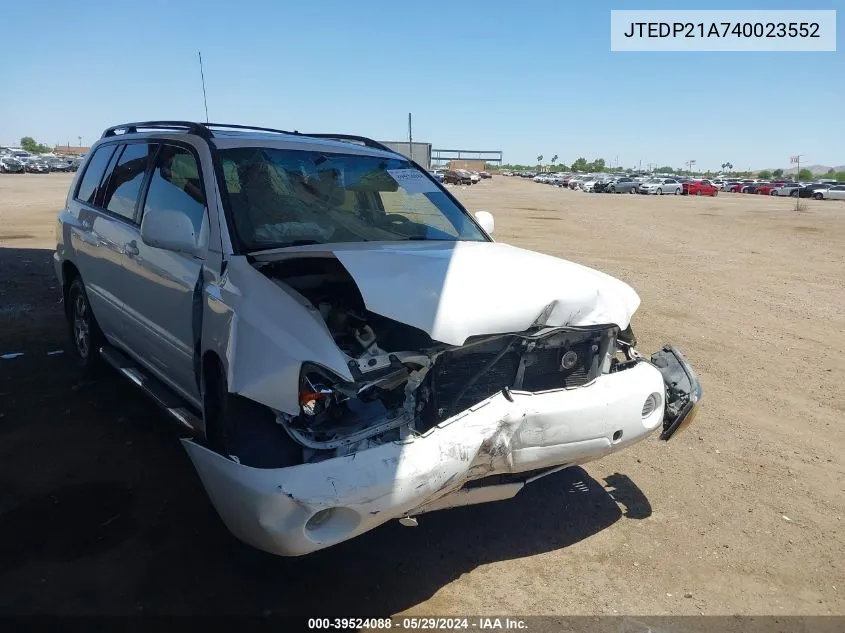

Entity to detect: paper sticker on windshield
[387,169,440,194]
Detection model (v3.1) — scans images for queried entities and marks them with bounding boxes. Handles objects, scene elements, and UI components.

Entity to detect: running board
[99,345,202,435]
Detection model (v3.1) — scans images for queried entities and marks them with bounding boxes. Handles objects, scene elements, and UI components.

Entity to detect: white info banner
[611,10,836,51]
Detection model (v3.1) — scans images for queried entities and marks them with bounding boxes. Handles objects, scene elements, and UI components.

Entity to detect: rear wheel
[696,190,702,196]
[771,190,778,196]
[790,190,799,198]
[67,277,105,375]
[813,192,824,200]
[674,187,681,195]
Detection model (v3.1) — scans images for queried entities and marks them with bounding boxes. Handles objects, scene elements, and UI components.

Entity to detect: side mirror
[140,207,205,257]
[474,210,495,235]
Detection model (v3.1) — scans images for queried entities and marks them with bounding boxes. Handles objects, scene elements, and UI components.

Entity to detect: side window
[75,145,116,205]
[101,143,155,221]
[142,145,207,237]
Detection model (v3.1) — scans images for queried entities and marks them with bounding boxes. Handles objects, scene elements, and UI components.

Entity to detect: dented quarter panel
[182,361,665,556]
[201,256,354,415]
[253,241,641,346]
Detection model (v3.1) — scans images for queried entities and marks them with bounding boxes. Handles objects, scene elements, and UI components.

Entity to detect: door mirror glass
[474,210,495,235]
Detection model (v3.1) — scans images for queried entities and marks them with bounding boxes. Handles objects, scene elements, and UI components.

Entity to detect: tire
[695,190,702,196]
[813,192,824,200]
[790,190,799,198]
[629,188,634,194]
[202,359,300,467]
[657,188,663,195]
[67,277,105,375]
[608,186,615,193]
[771,190,778,196]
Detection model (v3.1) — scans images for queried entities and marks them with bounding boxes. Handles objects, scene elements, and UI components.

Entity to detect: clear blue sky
[1,0,842,171]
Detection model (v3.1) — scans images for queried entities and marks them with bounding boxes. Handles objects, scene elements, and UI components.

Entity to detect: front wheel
[771,190,778,196]
[67,277,105,374]
[657,188,663,195]
[202,360,300,467]
[813,192,824,200]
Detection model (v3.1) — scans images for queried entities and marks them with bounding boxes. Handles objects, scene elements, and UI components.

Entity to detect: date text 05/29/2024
[610,10,836,51]
[307,617,528,630]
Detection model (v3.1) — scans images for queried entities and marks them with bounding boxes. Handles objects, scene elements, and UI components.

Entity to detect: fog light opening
[642,392,662,418]
[305,507,361,543]
[612,430,623,442]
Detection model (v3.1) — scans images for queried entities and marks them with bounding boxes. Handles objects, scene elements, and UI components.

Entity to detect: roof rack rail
[298,134,395,154]
[203,122,298,136]
[101,121,213,140]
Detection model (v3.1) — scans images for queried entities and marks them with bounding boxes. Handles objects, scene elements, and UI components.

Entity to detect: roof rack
[101,121,213,140]
[100,122,397,155]
[299,134,395,154]
[203,122,298,136]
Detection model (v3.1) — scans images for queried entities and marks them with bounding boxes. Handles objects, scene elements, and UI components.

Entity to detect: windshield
[217,147,488,251]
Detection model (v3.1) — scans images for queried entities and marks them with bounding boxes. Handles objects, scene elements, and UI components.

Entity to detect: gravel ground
[0,173,843,617]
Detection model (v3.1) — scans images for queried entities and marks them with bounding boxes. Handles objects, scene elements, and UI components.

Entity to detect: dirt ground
[0,173,843,617]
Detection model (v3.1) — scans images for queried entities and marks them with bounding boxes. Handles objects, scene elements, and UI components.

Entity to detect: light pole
[78,136,82,148]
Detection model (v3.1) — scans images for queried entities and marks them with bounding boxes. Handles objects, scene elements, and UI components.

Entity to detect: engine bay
[259,256,621,462]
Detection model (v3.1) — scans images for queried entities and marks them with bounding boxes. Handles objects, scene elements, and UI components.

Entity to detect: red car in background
[755,182,786,195]
[683,179,718,196]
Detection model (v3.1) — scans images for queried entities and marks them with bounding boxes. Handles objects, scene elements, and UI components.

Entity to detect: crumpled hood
[267,241,639,346]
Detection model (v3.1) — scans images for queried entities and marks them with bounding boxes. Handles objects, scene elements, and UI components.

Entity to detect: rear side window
[101,144,155,220]
[142,145,206,236]
[75,145,116,205]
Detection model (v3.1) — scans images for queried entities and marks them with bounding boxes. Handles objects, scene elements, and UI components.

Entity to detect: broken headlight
[297,362,410,426]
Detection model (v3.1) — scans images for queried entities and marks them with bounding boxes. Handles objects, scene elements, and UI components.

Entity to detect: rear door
[830,185,845,200]
[117,143,209,403]
[68,142,144,345]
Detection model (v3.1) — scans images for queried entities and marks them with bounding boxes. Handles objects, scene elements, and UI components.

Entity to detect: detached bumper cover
[182,361,669,556]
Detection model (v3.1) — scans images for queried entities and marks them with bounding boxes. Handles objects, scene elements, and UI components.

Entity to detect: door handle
[125,240,139,257]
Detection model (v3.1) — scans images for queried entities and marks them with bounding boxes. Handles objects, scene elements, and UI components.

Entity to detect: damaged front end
[183,252,702,556]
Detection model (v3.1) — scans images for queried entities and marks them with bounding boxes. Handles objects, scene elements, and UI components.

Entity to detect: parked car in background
[429,170,444,183]
[479,171,492,179]
[443,169,472,185]
[797,183,832,198]
[49,158,74,172]
[605,177,637,194]
[25,158,51,174]
[813,184,845,200]
[741,182,770,194]
[770,182,802,197]
[683,179,718,196]
[53,120,702,557]
[0,157,26,173]
[639,178,682,195]
[581,178,601,192]
[725,180,754,193]
[469,172,481,184]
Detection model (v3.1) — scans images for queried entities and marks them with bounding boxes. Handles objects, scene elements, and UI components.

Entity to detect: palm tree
[720,162,733,174]
[537,155,543,170]
[551,154,558,171]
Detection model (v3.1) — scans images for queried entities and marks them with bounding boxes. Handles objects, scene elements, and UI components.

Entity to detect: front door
[117,144,209,405]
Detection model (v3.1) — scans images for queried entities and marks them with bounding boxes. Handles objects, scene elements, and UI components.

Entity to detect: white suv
[54,121,701,556]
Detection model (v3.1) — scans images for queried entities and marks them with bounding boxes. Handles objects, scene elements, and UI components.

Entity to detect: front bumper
[182,349,704,556]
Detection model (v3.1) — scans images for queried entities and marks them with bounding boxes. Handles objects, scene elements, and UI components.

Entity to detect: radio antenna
[198,51,209,123]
